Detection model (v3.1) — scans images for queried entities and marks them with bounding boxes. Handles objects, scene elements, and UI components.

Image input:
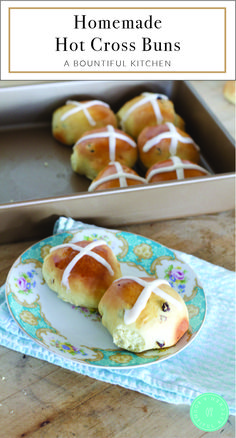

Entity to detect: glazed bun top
[146,157,210,183]
[88,161,147,192]
[98,275,189,352]
[117,92,185,139]
[138,122,200,169]
[52,99,117,146]
[117,276,185,325]
[71,125,138,180]
[42,239,122,308]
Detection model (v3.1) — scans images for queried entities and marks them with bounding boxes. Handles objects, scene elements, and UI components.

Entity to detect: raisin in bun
[52,99,117,146]
[88,161,146,191]
[146,157,210,183]
[42,240,122,308]
[116,92,185,140]
[98,276,189,353]
[138,123,200,169]
[71,125,138,180]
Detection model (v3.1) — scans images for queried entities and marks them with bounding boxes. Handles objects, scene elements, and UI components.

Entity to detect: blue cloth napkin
[0,217,235,415]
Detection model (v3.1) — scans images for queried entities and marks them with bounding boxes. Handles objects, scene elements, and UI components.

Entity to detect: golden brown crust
[88,162,146,191]
[52,100,117,146]
[116,94,185,140]
[174,113,185,131]
[71,127,138,180]
[223,81,236,105]
[146,158,209,183]
[98,276,189,352]
[137,124,200,169]
[42,240,122,308]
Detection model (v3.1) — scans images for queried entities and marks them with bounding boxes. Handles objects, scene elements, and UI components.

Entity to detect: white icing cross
[50,240,114,290]
[146,156,210,182]
[120,92,169,130]
[75,125,136,162]
[88,161,146,191]
[143,122,199,155]
[118,276,182,325]
[60,100,110,126]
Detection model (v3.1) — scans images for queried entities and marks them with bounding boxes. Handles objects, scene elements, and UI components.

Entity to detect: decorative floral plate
[5,227,206,368]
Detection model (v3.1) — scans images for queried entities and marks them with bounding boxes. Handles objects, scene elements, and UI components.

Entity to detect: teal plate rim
[5,227,207,369]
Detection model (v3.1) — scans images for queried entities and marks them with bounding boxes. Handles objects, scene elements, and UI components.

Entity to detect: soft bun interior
[98,276,189,352]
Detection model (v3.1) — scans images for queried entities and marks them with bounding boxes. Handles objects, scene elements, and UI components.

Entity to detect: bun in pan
[138,123,200,169]
[223,81,235,104]
[52,99,117,146]
[98,276,189,352]
[88,161,146,192]
[116,92,185,140]
[146,157,210,183]
[42,240,122,308]
[71,125,138,180]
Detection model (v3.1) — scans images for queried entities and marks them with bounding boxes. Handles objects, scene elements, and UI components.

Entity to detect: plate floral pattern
[5,227,206,368]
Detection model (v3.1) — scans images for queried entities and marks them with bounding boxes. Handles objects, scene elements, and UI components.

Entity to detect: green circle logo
[190,393,229,432]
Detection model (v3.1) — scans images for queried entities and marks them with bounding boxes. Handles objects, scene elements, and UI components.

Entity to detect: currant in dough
[116,92,185,140]
[71,125,138,180]
[98,276,189,352]
[138,122,200,169]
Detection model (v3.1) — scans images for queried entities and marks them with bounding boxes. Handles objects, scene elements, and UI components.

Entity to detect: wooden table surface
[0,81,235,438]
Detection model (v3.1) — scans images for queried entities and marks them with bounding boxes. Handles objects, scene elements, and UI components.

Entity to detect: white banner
[1,0,235,80]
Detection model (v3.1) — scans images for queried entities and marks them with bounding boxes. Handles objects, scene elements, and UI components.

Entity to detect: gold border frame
[8,7,227,74]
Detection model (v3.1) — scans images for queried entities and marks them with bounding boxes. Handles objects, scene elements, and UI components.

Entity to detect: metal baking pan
[0,80,235,243]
